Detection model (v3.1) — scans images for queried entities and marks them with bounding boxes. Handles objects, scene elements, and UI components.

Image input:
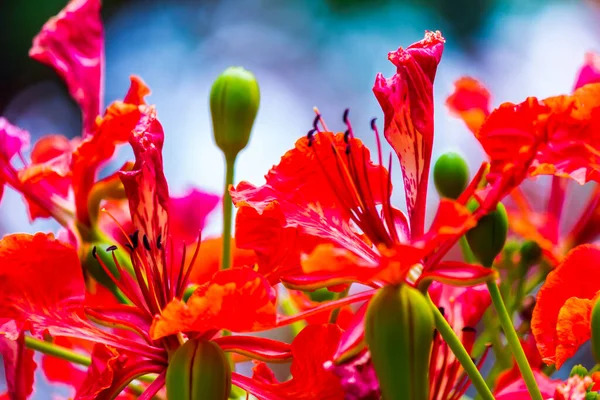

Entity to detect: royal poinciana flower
[447,53,600,265]
[0,108,289,399]
[231,31,494,295]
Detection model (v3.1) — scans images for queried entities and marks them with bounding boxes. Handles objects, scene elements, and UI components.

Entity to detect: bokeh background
[1,0,600,397]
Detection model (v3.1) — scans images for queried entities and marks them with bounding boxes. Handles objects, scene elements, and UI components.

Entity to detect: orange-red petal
[446,77,491,134]
[150,267,277,339]
[187,237,256,285]
[532,244,600,368]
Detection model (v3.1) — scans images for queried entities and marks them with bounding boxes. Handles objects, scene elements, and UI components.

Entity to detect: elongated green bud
[520,240,542,266]
[365,284,434,400]
[591,298,600,363]
[210,67,260,159]
[166,339,231,400]
[466,202,508,267]
[433,152,469,199]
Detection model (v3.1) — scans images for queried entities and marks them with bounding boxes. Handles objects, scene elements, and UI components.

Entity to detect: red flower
[0,110,289,399]
[531,244,600,369]
[373,30,444,237]
[446,77,491,135]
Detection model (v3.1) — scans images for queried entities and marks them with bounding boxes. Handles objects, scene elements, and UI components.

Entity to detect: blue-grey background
[1,0,599,397]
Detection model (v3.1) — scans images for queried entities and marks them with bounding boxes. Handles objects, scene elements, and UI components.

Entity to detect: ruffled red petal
[531,244,600,368]
[0,331,36,400]
[150,267,277,339]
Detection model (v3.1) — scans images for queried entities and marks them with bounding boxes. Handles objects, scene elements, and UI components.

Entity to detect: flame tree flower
[0,108,289,399]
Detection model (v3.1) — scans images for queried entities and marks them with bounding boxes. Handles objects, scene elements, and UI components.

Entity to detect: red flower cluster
[3,0,600,399]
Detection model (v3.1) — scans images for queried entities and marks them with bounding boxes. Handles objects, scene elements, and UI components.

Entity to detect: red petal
[418,261,495,287]
[446,76,491,134]
[573,52,600,90]
[73,77,151,225]
[231,131,387,279]
[75,344,164,400]
[532,244,600,368]
[150,267,277,339]
[29,0,103,135]
[212,335,291,362]
[333,302,367,362]
[169,188,219,244]
[0,331,37,399]
[286,290,355,328]
[269,324,344,399]
[428,282,490,330]
[0,118,30,201]
[494,369,560,400]
[373,31,445,236]
[41,337,88,388]
[187,237,256,285]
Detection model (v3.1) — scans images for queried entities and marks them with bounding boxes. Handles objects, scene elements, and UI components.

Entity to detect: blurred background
[1,0,600,397]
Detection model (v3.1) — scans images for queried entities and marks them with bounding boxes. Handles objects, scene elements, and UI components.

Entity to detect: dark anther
[312,114,321,130]
[92,246,98,259]
[106,245,118,252]
[345,144,351,155]
[344,130,350,143]
[125,243,134,251]
[370,117,378,131]
[438,307,445,316]
[462,326,477,333]
[129,230,139,249]
[433,329,439,340]
[307,129,316,147]
[143,234,151,251]
[343,108,350,125]
[156,234,162,250]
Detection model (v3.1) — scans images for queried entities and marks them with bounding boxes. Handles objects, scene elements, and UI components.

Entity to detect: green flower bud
[520,240,543,266]
[591,298,600,363]
[365,284,434,400]
[465,202,509,267]
[570,364,589,378]
[433,152,470,199]
[166,339,231,400]
[210,67,260,159]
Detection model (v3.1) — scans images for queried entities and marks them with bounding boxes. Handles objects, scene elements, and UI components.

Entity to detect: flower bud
[520,240,543,266]
[465,202,508,267]
[591,298,600,363]
[433,152,469,199]
[210,67,260,159]
[365,284,434,400]
[570,364,589,378]
[166,338,231,400]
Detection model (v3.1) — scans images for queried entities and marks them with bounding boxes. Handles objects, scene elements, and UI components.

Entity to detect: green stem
[24,337,158,396]
[459,236,476,263]
[221,155,237,270]
[487,281,543,400]
[428,297,494,400]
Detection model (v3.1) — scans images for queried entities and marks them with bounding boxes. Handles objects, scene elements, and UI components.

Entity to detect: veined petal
[554,296,596,369]
[41,337,88,389]
[0,331,36,400]
[119,106,169,258]
[29,0,103,135]
[150,268,277,339]
[428,282,491,330]
[446,77,491,134]
[494,370,560,400]
[532,244,600,368]
[73,77,152,226]
[573,52,600,90]
[373,31,445,236]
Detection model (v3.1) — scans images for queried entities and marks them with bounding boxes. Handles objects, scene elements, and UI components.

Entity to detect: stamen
[342,108,350,125]
[307,129,316,147]
[370,117,377,131]
[92,246,98,259]
[343,130,350,143]
[156,234,162,250]
[143,234,151,251]
[312,114,321,130]
[130,230,139,249]
[462,326,476,333]
[106,245,118,252]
